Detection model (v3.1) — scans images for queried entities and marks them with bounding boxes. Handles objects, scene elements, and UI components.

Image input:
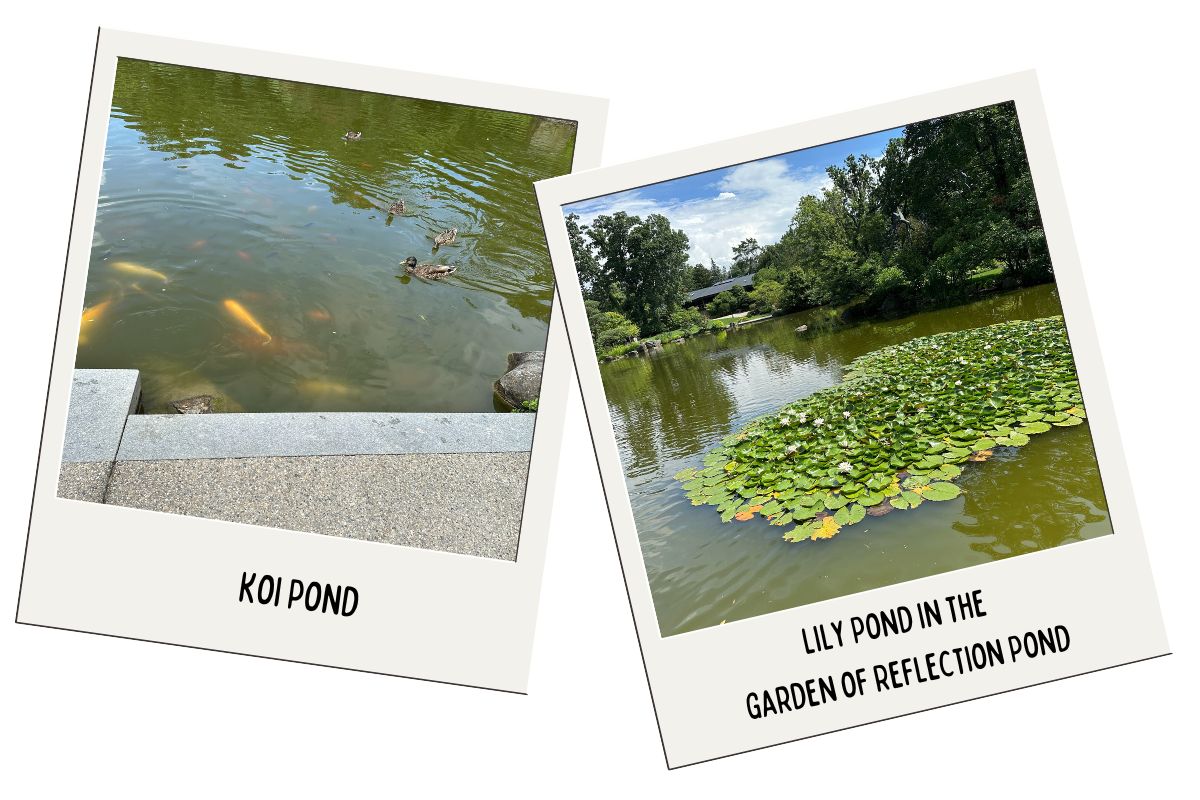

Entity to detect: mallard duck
[432,228,458,247]
[387,199,406,215]
[403,256,457,279]
[342,131,362,141]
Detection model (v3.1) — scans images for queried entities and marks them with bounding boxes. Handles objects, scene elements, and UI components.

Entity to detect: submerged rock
[494,351,544,409]
[170,394,215,414]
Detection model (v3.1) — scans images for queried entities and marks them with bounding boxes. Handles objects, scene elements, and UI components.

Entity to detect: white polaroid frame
[537,72,1167,765]
[16,29,606,693]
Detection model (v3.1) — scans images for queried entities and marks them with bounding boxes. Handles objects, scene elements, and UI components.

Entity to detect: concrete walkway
[58,370,534,561]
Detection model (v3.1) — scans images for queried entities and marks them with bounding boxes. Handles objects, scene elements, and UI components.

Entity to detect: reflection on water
[78,58,577,412]
[598,285,1113,636]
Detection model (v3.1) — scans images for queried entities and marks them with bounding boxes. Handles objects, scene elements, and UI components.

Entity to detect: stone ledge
[61,369,141,463]
[116,410,535,461]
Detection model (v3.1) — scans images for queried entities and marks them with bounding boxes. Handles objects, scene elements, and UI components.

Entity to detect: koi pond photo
[55,56,581,559]
[562,101,1112,635]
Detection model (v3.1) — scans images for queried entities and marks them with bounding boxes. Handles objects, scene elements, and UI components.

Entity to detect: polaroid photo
[537,73,1167,764]
[16,29,606,693]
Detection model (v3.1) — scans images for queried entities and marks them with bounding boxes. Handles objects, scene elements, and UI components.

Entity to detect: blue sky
[564,126,904,267]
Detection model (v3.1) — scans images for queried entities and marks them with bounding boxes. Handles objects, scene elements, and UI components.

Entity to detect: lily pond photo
[563,101,1111,635]
[58,57,578,560]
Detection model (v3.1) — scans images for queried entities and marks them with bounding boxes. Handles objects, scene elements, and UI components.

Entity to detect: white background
[1,1,1195,794]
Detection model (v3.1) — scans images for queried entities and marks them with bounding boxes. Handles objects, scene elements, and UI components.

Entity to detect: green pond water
[77,58,577,412]
[597,284,1112,636]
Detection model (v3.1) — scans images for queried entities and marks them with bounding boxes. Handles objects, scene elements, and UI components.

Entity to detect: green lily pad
[922,482,962,501]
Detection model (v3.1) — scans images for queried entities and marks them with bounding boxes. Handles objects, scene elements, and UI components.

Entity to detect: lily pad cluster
[674,316,1086,542]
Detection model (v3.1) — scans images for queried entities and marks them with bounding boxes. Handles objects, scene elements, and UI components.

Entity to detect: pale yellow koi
[112,261,169,282]
[222,298,272,344]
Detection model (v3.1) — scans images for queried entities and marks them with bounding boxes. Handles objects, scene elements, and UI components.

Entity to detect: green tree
[709,258,725,282]
[779,268,813,312]
[826,154,888,260]
[878,101,1051,289]
[774,192,877,305]
[586,212,690,335]
[729,238,762,277]
[687,263,716,291]
[566,214,602,298]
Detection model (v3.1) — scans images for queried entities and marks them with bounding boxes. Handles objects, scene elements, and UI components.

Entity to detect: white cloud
[565,155,831,267]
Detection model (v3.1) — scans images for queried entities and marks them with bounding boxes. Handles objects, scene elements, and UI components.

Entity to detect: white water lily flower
[954,380,963,386]
[813,417,825,427]
[797,413,807,423]
[786,443,799,454]
[838,461,853,473]
[843,411,851,418]
[779,417,790,426]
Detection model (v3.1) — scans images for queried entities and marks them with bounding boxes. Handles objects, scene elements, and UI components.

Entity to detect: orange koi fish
[112,261,169,282]
[189,239,207,250]
[306,308,332,321]
[78,298,113,345]
[237,250,253,262]
[222,298,272,344]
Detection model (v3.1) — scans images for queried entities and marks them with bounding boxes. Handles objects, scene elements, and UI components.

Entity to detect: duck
[386,199,406,215]
[432,228,458,248]
[342,131,362,141]
[403,256,457,279]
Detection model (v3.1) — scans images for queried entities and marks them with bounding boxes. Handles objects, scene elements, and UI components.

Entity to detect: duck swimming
[387,199,406,215]
[432,228,458,248]
[342,131,362,141]
[403,256,457,279]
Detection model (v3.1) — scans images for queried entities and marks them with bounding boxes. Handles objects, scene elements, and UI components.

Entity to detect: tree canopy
[572,211,691,335]
[565,101,1052,341]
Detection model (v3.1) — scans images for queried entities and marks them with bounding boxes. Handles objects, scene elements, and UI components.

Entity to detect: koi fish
[296,379,355,396]
[78,299,113,345]
[222,298,272,344]
[111,261,169,282]
[306,309,332,321]
[237,250,253,262]
[189,239,207,250]
[81,299,112,324]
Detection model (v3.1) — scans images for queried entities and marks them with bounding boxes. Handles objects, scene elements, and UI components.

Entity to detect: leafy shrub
[749,279,784,314]
[872,266,908,296]
[667,307,706,331]
[708,285,750,317]
[590,309,640,352]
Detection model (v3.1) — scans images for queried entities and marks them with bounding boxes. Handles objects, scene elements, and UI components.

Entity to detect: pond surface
[598,284,1112,636]
[78,58,577,412]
